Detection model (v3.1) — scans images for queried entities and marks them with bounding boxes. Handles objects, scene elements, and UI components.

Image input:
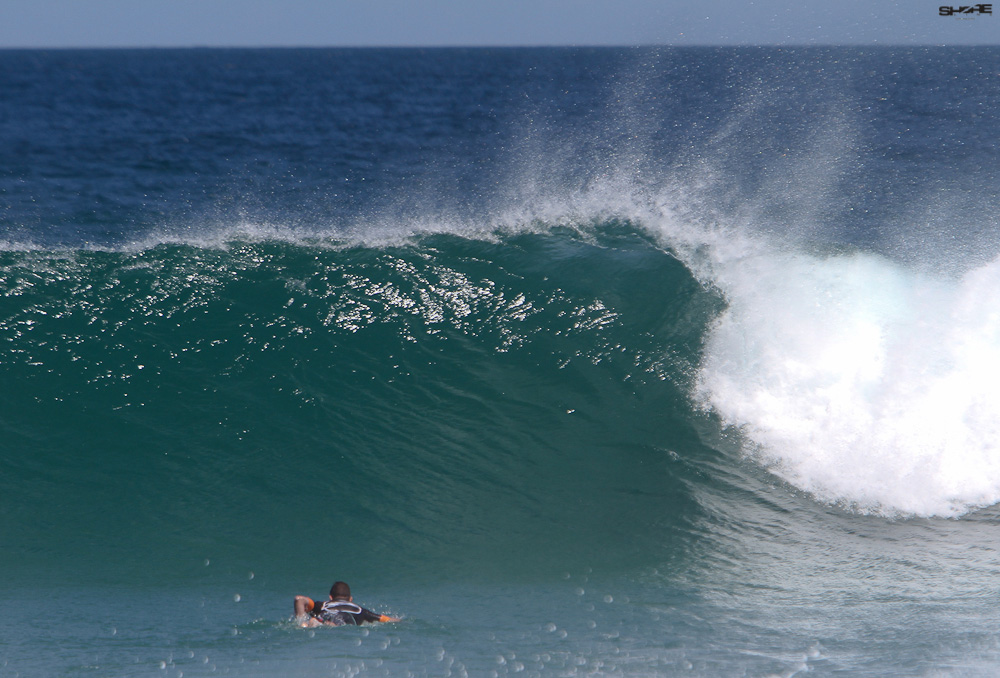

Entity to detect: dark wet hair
[330,581,351,599]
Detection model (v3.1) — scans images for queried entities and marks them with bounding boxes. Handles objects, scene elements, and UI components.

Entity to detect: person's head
[330,581,352,601]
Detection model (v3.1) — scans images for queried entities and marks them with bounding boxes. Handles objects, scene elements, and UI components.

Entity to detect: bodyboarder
[293,581,400,627]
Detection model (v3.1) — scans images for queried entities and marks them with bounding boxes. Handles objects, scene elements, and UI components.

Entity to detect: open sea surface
[3,46,1000,677]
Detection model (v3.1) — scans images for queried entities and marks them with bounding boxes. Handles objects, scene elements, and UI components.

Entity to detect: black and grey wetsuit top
[313,599,382,626]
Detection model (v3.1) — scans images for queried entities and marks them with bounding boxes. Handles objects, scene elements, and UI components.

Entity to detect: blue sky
[0,0,996,48]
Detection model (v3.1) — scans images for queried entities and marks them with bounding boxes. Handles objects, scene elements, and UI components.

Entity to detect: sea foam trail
[694,245,1000,517]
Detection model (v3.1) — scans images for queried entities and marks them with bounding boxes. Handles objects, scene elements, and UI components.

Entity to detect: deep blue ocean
[3,46,1000,677]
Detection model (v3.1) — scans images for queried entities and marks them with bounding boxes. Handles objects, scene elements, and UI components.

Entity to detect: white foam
[695,245,1000,517]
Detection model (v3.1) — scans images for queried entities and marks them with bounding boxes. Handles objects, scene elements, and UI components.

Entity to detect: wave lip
[696,247,1000,517]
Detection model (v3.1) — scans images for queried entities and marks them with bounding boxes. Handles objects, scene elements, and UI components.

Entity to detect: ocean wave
[6,209,1000,523]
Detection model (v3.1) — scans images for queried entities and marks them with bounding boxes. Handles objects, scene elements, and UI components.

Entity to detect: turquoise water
[4,48,1000,676]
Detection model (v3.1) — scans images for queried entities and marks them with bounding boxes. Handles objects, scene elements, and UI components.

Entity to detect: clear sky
[0,0,996,48]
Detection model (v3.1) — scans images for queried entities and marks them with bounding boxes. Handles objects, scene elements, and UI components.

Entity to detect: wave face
[0,229,719,584]
[4,47,1000,677]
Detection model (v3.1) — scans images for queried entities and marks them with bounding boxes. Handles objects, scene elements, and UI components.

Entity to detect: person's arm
[293,596,317,622]
[359,606,400,623]
[294,595,315,615]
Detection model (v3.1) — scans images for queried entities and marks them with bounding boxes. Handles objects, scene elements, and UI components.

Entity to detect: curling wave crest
[694,245,1000,517]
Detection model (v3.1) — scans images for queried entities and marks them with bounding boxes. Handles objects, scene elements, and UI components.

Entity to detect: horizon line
[0,42,993,51]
